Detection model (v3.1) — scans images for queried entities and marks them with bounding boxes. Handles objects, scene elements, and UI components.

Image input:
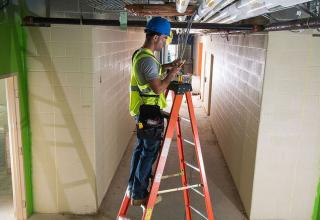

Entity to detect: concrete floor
[0,194,15,220]
[30,95,247,220]
[0,162,14,220]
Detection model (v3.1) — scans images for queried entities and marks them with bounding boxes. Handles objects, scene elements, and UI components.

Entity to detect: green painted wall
[313,180,320,220]
[0,5,33,216]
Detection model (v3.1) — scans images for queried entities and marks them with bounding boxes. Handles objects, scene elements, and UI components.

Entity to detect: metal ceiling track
[22,16,320,32]
[264,17,320,31]
[22,16,259,31]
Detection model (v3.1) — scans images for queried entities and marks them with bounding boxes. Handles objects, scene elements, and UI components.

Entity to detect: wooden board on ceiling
[125,3,196,17]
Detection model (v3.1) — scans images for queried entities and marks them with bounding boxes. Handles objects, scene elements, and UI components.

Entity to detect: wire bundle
[177,11,197,60]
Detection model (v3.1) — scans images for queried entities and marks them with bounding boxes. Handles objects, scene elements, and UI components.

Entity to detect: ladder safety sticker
[145,208,153,220]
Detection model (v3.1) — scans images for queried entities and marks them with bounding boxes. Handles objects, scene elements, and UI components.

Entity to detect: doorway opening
[0,75,27,220]
[201,53,214,116]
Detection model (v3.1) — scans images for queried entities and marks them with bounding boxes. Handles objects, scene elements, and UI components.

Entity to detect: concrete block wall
[27,25,145,214]
[251,30,320,220]
[27,25,96,214]
[200,34,268,214]
[93,27,144,205]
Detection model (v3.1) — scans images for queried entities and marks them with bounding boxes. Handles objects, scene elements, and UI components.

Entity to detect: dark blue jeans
[128,117,162,200]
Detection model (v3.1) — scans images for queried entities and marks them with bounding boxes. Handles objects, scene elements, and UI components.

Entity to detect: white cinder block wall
[251,30,320,220]
[200,31,320,219]
[27,25,144,213]
[93,27,144,205]
[27,25,97,214]
[200,34,268,214]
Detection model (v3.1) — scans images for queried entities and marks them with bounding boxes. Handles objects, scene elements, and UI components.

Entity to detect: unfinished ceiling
[125,3,196,17]
[22,0,319,22]
[25,0,198,20]
[18,0,320,32]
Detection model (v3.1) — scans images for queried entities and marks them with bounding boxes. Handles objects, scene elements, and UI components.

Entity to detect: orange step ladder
[117,82,215,220]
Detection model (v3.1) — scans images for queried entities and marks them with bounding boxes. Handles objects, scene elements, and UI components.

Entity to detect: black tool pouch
[137,104,164,140]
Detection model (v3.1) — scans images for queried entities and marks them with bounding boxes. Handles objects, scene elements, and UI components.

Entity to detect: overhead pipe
[22,16,260,31]
[194,0,237,22]
[205,0,313,24]
[201,0,238,22]
[176,0,191,13]
[264,17,320,31]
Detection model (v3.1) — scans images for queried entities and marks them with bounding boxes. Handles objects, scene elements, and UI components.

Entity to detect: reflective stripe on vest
[130,85,153,94]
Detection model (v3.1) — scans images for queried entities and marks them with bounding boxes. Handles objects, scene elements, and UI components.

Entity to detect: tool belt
[137,104,164,140]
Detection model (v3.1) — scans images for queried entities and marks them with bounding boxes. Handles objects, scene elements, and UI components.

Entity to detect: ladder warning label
[145,208,153,220]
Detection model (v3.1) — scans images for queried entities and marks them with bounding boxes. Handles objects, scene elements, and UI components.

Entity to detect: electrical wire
[178,11,197,60]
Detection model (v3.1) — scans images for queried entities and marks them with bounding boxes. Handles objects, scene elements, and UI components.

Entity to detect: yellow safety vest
[129,48,167,116]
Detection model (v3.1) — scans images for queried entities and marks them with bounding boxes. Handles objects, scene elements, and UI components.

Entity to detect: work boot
[131,197,148,206]
[131,195,162,207]
[131,195,162,206]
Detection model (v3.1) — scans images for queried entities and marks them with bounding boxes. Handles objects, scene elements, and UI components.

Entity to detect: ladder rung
[118,216,131,220]
[158,184,202,195]
[185,162,200,172]
[179,116,190,123]
[190,187,205,197]
[183,139,195,146]
[189,205,208,220]
[161,171,183,180]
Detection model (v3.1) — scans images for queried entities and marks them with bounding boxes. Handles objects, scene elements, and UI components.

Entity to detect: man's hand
[171,59,185,68]
[163,59,185,70]
[168,66,181,77]
[149,66,181,95]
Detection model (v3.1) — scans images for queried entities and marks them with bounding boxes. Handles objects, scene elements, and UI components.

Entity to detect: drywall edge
[0,7,33,216]
[313,180,320,220]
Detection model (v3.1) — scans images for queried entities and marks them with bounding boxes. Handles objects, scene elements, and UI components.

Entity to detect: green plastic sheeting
[313,180,320,220]
[0,5,33,216]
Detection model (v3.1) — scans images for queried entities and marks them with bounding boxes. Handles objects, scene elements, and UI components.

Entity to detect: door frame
[197,43,203,77]
[201,52,207,101]
[4,75,27,220]
[206,54,214,116]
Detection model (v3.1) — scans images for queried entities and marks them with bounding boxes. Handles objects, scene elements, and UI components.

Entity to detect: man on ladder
[128,16,183,206]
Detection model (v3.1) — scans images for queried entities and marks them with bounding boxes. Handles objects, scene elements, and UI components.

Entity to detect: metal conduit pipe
[264,17,320,31]
[205,0,313,24]
[22,16,259,31]
[194,0,237,22]
[194,0,219,21]
[176,0,191,13]
[201,0,237,22]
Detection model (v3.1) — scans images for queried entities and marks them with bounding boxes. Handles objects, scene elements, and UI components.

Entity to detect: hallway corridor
[30,94,246,220]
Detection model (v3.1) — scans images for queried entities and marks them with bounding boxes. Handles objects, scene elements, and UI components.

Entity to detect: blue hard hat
[145,17,171,37]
